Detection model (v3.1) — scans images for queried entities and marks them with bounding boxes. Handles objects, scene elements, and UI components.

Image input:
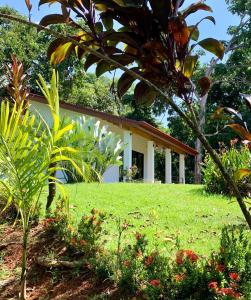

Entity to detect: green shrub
[45,207,251,300]
[202,145,251,195]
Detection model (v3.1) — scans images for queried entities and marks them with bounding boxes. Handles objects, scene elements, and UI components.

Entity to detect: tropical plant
[36,70,86,212]
[0,81,81,300]
[38,0,224,104]
[61,116,123,183]
[202,144,251,195]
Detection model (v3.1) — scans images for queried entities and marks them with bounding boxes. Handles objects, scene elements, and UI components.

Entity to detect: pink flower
[149,279,160,287]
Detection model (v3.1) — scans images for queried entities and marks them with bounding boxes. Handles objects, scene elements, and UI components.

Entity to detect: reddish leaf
[198,76,211,96]
[198,38,225,60]
[169,17,189,47]
[227,124,251,141]
[25,0,32,11]
[182,2,212,18]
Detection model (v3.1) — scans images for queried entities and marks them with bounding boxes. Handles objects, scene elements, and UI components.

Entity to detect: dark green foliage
[39,0,224,104]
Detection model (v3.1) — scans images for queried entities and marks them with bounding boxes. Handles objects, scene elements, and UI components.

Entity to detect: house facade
[30,94,197,184]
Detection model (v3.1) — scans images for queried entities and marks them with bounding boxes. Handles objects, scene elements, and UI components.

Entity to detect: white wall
[103,165,120,183]
[29,100,150,183]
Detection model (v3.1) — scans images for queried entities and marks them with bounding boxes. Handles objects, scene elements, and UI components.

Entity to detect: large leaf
[25,0,32,11]
[182,55,198,78]
[188,26,199,41]
[39,14,70,27]
[169,17,189,47]
[103,32,139,48]
[117,68,139,98]
[96,60,116,77]
[198,38,224,59]
[182,2,212,18]
[134,82,158,106]
[51,42,74,65]
[228,124,251,141]
[149,0,172,28]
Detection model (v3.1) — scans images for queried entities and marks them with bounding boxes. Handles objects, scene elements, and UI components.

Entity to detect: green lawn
[45,183,247,256]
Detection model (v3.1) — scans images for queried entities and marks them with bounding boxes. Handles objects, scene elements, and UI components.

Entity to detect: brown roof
[30,94,197,156]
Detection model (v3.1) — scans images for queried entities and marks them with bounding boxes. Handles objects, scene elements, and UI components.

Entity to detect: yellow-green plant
[0,91,80,300]
[36,70,84,212]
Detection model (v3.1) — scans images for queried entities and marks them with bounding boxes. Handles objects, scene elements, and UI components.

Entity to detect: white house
[29,94,197,184]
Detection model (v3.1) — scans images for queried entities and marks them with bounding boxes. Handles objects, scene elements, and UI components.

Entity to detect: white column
[179,154,185,184]
[123,130,132,171]
[145,141,155,183]
[165,149,172,184]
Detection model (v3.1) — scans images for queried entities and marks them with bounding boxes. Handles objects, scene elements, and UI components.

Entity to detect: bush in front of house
[44,205,251,300]
[202,144,251,195]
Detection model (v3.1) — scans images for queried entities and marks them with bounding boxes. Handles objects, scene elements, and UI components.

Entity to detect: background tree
[192,0,251,183]
[0,5,117,113]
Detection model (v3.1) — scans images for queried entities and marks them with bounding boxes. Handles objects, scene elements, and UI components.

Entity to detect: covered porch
[123,126,197,184]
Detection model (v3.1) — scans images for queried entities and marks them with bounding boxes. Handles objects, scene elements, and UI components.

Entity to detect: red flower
[123,260,130,268]
[174,273,185,282]
[176,250,184,265]
[184,250,199,263]
[144,255,154,266]
[135,232,142,240]
[79,239,87,246]
[136,250,142,258]
[216,287,241,298]
[229,272,240,281]
[69,238,77,246]
[149,279,160,287]
[208,281,218,290]
[216,264,225,272]
[175,250,199,265]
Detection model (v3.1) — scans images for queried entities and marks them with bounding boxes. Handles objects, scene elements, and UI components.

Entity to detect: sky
[0,0,239,42]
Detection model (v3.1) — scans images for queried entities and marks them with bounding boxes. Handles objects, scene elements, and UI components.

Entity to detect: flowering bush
[44,207,251,300]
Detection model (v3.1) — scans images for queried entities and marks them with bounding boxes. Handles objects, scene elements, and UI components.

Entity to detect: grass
[43,183,247,256]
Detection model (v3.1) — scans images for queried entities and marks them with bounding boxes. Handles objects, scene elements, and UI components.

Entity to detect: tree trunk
[46,161,57,213]
[194,93,208,184]
[194,139,202,183]
[19,229,28,300]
